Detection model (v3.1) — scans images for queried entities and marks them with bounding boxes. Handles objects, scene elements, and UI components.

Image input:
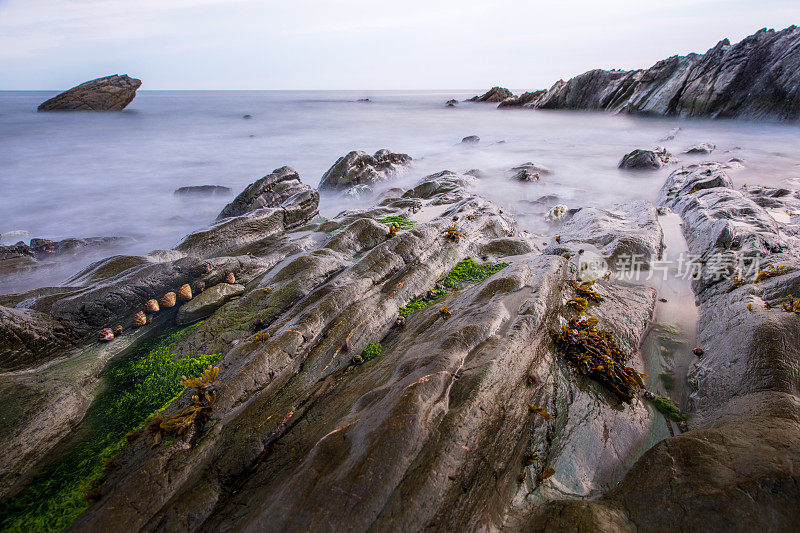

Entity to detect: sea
[2,89,800,295]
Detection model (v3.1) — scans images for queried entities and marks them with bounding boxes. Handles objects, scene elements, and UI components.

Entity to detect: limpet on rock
[160,292,177,308]
[113,325,123,335]
[132,311,147,327]
[145,299,159,313]
[178,284,192,302]
[225,272,236,284]
[98,328,114,342]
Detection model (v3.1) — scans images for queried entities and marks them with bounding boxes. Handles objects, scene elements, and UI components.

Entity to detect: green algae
[361,342,384,362]
[658,372,676,391]
[399,258,508,317]
[374,216,416,230]
[0,324,222,533]
[650,394,689,422]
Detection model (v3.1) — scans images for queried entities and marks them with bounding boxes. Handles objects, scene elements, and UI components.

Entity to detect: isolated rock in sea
[619,147,672,170]
[318,149,411,191]
[174,185,232,196]
[37,74,142,112]
[516,26,800,120]
[217,166,310,219]
[685,142,716,154]
[445,99,458,107]
[0,236,134,276]
[461,135,480,144]
[467,86,515,102]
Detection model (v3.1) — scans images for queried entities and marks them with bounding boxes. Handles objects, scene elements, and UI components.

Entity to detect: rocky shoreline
[467,26,800,120]
[1,139,798,530]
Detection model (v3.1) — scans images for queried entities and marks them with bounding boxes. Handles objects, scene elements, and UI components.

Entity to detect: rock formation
[1,153,799,531]
[37,75,142,112]
[500,26,800,120]
[467,86,515,102]
[619,147,672,170]
[317,149,412,191]
[174,185,232,196]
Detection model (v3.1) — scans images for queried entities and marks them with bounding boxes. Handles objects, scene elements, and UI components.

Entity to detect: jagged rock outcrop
[217,166,312,219]
[37,75,142,112]
[512,26,800,120]
[467,86,515,102]
[498,90,547,108]
[619,147,672,170]
[318,149,412,191]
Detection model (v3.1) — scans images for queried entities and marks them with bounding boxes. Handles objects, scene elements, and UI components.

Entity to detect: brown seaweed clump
[550,317,645,403]
[139,365,220,447]
[782,294,800,314]
[568,279,604,303]
[443,226,463,242]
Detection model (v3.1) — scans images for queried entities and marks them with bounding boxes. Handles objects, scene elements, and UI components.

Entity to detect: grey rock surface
[37,75,141,111]
[176,283,245,325]
[318,149,412,191]
[619,147,672,170]
[514,26,800,120]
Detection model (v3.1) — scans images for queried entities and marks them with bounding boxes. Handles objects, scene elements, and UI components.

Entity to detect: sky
[0,0,798,90]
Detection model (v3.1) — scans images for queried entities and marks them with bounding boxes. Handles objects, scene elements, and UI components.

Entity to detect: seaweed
[658,372,676,391]
[133,366,220,447]
[550,317,645,403]
[374,216,416,230]
[537,467,556,483]
[386,223,399,238]
[566,297,588,314]
[568,279,604,303]
[360,342,383,362]
[781,294,800,314]
[398,259,508,317]
[528,404,553,421]
[0,324,222,533]
[443,226,463,242]
[649,394,689,422]
[754,264,789,283]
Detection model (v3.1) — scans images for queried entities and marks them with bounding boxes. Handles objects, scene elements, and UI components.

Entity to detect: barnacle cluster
[550,317,645,403]
[443,226,463,242]
[138,365,220,447]
[781,294,800,314]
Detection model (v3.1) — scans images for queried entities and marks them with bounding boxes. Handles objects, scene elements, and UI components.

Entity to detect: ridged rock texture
[1,155,799,531]
[37,75,142,111]
[500,26,800,120]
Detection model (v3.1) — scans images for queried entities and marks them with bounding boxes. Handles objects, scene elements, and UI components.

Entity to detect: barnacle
[550,317,644,403]
[443,226,463,242]
[528,404,553,421]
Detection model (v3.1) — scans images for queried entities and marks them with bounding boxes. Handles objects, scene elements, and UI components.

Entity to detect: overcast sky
[1,0,798,90]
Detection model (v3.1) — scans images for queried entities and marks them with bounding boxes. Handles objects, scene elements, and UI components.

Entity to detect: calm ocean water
[2,90,800,293]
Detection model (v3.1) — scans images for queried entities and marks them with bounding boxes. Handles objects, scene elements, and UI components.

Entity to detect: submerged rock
[460,135,480,144]
[619,147,672,170]
[467,86,515,102]
[514,26,800,120]
[685,142,716,154]
[174,185,232,196]
[318,149,412,191]
[37,74,141,111]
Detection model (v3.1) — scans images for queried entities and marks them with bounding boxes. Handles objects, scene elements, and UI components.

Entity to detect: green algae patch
[399,258,508,317]
[0,324,222,533]
[374,216,416,230]
[650,394,689,422]
[658,372,676,391]
[361,343,384,362]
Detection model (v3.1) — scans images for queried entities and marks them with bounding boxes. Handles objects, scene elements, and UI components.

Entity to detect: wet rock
[619,147,672,170]
[461,135,480,144]
[343,184,374,199]
[445,99,458,107]
[174,185,232,196]
[318,149,411,191]
[510,162,552,176]
[217,166,309,219]
[514,26,800,120]
[37,74,141,111]
[685,142,716,154]
[0,237,134,276]
[0,306,74,371]
[176,283,245,325]
[467,86,515,102]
